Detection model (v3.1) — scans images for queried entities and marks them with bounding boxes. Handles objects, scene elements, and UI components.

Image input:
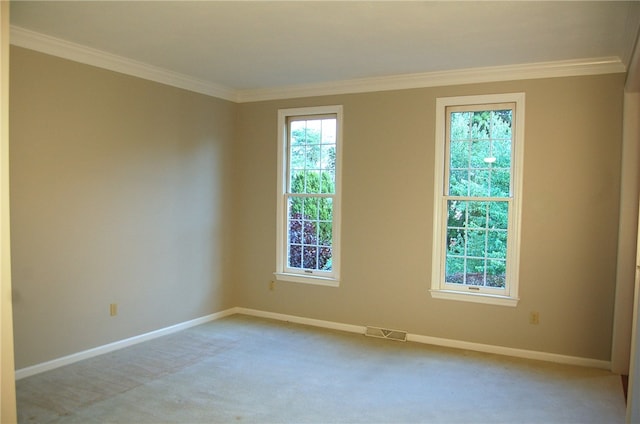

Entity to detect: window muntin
[432,94,524,306]
[286,116,336,273]
[445,199,508,289]
[276,106,342,286]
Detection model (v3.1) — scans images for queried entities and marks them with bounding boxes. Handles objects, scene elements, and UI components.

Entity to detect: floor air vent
[365,326,407,342]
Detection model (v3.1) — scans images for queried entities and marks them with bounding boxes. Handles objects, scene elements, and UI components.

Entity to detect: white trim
[429,289,518,307]
[9,26,237,102]
[275,106,343,284]
[406,332,610,370]
[236,58,625,103]
[430,93,525,306]
[236,308,610,370]
[10,26,625,103]
[236,307,365,335]
[273,272,340,287]
[14,308,237,380]
[15,307,611,380]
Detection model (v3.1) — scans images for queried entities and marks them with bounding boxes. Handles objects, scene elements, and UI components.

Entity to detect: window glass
[432,94,524,306]
[276,106,342,286]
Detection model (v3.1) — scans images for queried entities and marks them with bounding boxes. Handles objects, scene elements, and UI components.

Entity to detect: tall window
[431,94,524,306]
[275,106,342,286]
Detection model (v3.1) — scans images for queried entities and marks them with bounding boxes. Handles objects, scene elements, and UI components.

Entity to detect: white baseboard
[406,333,610,369]
[15,306,611,380]
[236,308,612,370]
[235,307,366,335]
[15,308,237,380]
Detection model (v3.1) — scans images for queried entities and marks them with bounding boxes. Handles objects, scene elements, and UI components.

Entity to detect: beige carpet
[17,314,626,423]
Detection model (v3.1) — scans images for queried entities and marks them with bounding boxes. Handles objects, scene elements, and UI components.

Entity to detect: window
[275,106,342,286]
[431,94,524,306]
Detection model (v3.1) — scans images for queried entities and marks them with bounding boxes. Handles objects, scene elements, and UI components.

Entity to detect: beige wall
[10,47,237,369]
[9,44,626,369]
[235,74,625,361]
[1,2,17,422]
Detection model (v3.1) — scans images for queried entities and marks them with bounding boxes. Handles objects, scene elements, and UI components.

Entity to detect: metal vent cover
[365,326,407,342]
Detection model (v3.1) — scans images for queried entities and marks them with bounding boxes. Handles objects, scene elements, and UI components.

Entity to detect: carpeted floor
[16,314,626,423]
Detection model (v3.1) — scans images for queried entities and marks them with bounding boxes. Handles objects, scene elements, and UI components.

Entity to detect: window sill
[430,289,519,307]
[274,272,340,287]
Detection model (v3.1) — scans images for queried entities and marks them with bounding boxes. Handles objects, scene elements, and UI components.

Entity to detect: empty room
[2,1,640,423]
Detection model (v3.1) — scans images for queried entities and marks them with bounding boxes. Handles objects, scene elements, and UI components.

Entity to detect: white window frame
[275,105,343,287]
[431,93,525,307]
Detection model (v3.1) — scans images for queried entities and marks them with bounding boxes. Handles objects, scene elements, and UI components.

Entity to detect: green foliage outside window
[287,121,336,271]
[445,109,512,288]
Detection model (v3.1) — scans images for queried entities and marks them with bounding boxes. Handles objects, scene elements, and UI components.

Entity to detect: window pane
[289,244,302,268]
[318,197,333,222]
[449,169,470,197]
[492,110,512,139]
[488,202,509,229]
[321,144,335,171]
[287,195,333,272]
[320,170,335,194]
[467,201,488,228]
[289,117,338,195]
[318,221,332,246]
[288,195,304,218]
[447,228,465,255]
[302,217,317,244]
[470,140,490,169]
[467,229,486,257]
[289,218,302,244]
[305,171,321,194]
[290,145,305,170]
[305,145,320,169]
[447,200,466,228]
[444,199,509,288]
[437,98,521,298]
[450,140,469,169]
[469,170,490,197]
[450,112,471,141]
[445,256,465,284]
[303,197,319,220]
[303,246,318,269]
[319,247,332,271]
[493,139,511,168]
[290,121,306,142]
[490,169,511,198]
[465,258,485,285]
[448,108,513,200]
[306,120,321,137]
[486,259,506,288]
[282,109,340,279]
[290,171,304,194]
[487,230,507,259]
[471,111,491,140]
[321,119,336,144]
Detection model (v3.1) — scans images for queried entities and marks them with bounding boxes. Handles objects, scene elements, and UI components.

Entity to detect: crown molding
[10,25,626,104]
[236,57,626,103]
[10,25,238,102]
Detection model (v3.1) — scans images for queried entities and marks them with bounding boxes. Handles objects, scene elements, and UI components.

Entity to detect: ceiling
[9,1,640,101]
